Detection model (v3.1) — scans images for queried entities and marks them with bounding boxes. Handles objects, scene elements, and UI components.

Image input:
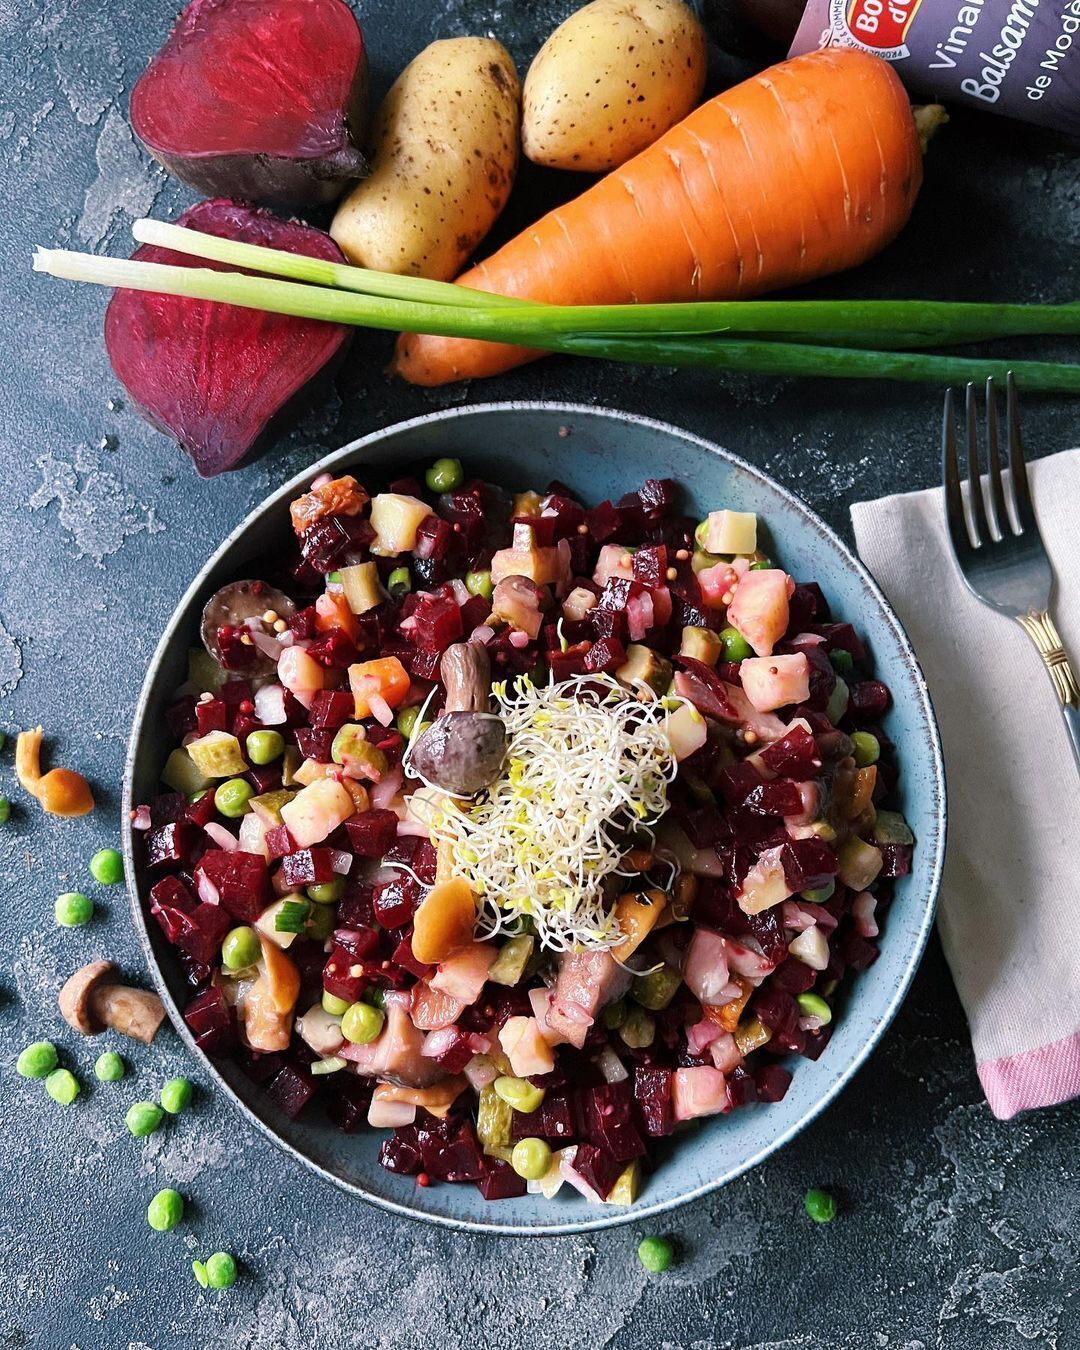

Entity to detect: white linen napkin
[851,449,1080,1119]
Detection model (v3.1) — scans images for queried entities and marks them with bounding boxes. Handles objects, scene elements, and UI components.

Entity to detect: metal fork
[942,374,1080,773]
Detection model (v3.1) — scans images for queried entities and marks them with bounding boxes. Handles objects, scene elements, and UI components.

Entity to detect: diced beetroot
[333,926,381,960]
[547,644,590,682]
[814,622,866,660]
[477,1159,529,1200]
[588,608,627,643]
[280,847,336,888]
[266,1063,316,1120]
[105,200,353,477]
[372,874,420,929]
[769,957,818,995]
[307,628,358,669]
[459,594,490,632]
[195,849,271,921]
[150,792,188,826]
[183,984,234,1053]
[586,499,620,542]
[264,824,296,860]
[418,1120,486,1183]
[184,792,218,828]
[343,809,399,857]
[245,766,280,797]
[753,987,799,1038]
[146,821,198,871]
[759,724,822,779]
[215,625,260,671]
[177,949,213,987]
[337,882,375,928]
[745,904,790,965]
[326,1073,373,1133]
[633,1066,675,1136]
[293,727,335,762]
[780,838,839,891]
[726,1063,758,1107]
[309,689,357,729]
[166,695,198,740]
[511,1094,576,1141]
[841,932,880,971]
[572,1144,624,1199]
[322,930,376,1003]
[408,647,444,681]
[754,1064,793,1103]
[718,762,766,809]
[638,478,676,517]
[597,577,634,613]
[632,544,668,587]
[742,780,804,817]
[577,1083,647,1163]
[288,605,318,640]
[413,594,463,652]
[849,680,890,718]
[392,934,434,981]
[801,1025,833,1061]
[380,1124,423,1172]
[414,513,454,561]
[543,494,586,537]
[879,842,913,878]
[148,874,196,938]
[584,636,626,673]
[300,514,373,574]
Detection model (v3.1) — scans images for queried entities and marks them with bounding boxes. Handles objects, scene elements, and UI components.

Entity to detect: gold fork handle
[1016,609,1080,775]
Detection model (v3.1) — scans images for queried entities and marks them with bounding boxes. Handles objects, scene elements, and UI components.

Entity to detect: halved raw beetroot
[130,0,369,206]
[105,200,351,476]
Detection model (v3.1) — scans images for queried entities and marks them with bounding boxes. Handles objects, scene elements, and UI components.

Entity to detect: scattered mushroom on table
[58,961,167,1045]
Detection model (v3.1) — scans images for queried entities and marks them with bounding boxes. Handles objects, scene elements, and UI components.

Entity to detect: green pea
[89,847,124,885]
[94,1051,125,1082]
[307,877,345,904]
[246,730,285,766]
[718,626,753,663]
[851,731,880,768]
[365,986,386,1011]
[829,649,854,673]
[800,879,836,903]
[637,1236,674,1272]
[221,926,260,971]
[214,778,253,818]
[322,990,350,1016]
[387,566,412,597]
[306,903,335,941]
[55,891,93,927]
[341,1001,384,1045]
[17,1040,58,1079]
[205,1252,238,1289]
[160,1077,194,1115]
[804,1187,837,1223]
[465,569,494,602]
[126,1101,164,1137]
[492,1076,545,1114]
[511,1137,552,1181]
[796,993,832,1026]
[395,706,421,740]
[425,457,464,494]
[192,1260,209,1289]
[0,797,9,824]
[147,1188,184,1232]
[45,1068,80,1106]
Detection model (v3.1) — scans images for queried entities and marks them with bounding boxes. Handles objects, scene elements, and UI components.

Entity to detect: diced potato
[281,744,302,787]
[698,509,757,555]
[161,747,211,796]
[279,778,355,849]
[255,896,307,950]
[679,625,722,667]
[605,1159,642,1206]
[488,934,535,986]
[836,837,884,890]
[666,700,707,760]
[562,586,598,622]
[340,561,384,615]
[186,730,248,778]
[788,924,829,970]
[491,541,564,586]
[740,653,811,712]
[369,493,434,556]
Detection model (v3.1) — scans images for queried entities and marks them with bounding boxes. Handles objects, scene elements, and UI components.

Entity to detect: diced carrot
[348,656,410,718]
[315,589,361,643]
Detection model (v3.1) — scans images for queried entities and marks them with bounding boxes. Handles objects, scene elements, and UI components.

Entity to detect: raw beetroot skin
[130,0,369,207]
[105,200,351,476]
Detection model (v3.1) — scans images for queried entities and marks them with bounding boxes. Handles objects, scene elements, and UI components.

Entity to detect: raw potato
[331,38,520,279]
[523,0,707,173]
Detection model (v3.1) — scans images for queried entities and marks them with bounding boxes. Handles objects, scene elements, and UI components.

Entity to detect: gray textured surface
[0,1,1078,1346]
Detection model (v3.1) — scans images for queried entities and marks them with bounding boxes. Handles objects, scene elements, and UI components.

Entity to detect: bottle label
[791,0,1080,134]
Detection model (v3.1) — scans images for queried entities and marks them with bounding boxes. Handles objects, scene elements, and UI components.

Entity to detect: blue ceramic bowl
[123,402,945,1235]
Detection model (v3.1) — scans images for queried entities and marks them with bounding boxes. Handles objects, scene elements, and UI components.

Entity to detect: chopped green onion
[275,899,310,934]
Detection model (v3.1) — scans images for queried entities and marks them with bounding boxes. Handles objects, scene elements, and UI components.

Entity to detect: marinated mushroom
[408,643,508,796]
[58,961,167,1044]
[15,727,94,817]
[200,579,297,676]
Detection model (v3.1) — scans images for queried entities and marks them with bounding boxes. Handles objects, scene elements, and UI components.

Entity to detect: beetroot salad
[137,461,914,1206]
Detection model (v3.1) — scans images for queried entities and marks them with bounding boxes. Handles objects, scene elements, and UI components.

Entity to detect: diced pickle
[488,935,535,987]
[605,1160,642,1206]
[616,644,673,697]
[249,788,298,825]
[161,747,211,796]
[632,965,682,1011]
[186,730,248,779]
[733,1017,772,1055]
[873,810,914,846]
[331,725,388,779]
[281,744,303,787]
[602,998,627,1030]
[185,647,227,693]
[678,626,722,667]
[477,1082,514,1154]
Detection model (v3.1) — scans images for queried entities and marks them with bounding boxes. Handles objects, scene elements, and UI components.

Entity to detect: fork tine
[942,387,975,558]
[1006,371,1037,534]
[964,382,990,548]
[983,376,1008,539]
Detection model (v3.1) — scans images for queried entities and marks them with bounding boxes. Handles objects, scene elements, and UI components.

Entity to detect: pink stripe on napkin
[979,1030,1080,1120]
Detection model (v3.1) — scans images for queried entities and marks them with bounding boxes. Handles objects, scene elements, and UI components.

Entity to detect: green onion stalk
[32,230,1080,393]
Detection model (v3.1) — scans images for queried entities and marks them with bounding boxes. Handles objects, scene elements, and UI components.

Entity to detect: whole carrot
[394,48,924,387]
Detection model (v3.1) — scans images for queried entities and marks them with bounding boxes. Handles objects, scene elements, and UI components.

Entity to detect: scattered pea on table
[89,847,124,885]
[55,891,93,927]
[0,796,10,824]
[126,1101,164,1137]
[637,1236,674,1273]
[17,1040,58,1079]
[804,1187,838,1223]
[147,1188,184,1232]
[205,1252,238,1289]
[94,1051,126,1082]
[45,1068,80,1106]
[160,1077,194,1115]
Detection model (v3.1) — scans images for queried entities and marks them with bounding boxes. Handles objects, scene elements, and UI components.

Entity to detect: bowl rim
[122,399,946,1236]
